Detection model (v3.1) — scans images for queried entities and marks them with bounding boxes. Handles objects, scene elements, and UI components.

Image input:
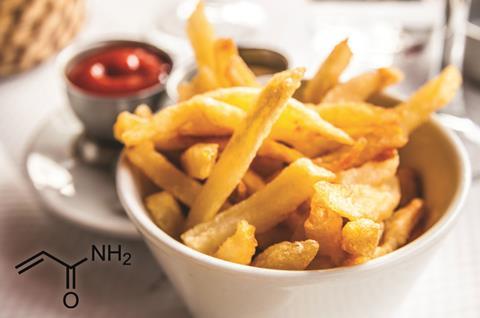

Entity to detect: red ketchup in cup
[67,47,171,96]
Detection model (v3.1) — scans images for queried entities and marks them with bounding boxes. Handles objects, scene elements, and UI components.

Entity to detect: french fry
[186,1,215,70]
[213,38,238,87]
[114,111,156,146]
[322,67,403,103]
[242,170,266,193]
[304,204,344,265]
[185,68,305,229]
[302,39,352,103]
[134,104,153,118]
[375,198,424,257]
[316,102,400,138]
[230,180,249,204]
[315,124,408,171]
[252,240,319,270]
[181,143,219,180]
[206,87,353,155]
[341,219,383,257]
[126,142,201,206]
[394,65,461,134]
[307,255,335,270]
[181,158,335,254]
[227,55,259,87]
[312,177,401,222]
[214,220,257,265]
[145,191,185,238]
[336,151,399,185]
[257,140,305,163]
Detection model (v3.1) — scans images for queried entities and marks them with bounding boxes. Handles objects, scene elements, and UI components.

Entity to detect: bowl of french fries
[114,3,471,318]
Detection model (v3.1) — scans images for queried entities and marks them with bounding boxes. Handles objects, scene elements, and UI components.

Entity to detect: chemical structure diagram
[15,244,131,309]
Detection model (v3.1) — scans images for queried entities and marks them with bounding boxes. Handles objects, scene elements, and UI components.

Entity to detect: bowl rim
[57,38,174,101]
[116,115,471,280]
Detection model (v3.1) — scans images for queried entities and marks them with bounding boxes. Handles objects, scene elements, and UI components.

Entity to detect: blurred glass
[307,0,470,97]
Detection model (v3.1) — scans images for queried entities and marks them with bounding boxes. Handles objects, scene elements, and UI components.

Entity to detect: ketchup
[67,46,171,96]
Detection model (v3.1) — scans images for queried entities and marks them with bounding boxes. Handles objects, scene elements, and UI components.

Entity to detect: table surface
[1,1,480,317]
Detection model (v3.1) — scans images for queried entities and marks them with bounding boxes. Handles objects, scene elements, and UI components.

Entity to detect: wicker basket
[0,0,85,76]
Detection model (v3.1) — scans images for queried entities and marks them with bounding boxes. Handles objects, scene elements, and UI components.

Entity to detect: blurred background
[0,0,479,317]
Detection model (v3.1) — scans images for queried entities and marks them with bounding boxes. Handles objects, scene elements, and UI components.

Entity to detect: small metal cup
[58,39,173,143]
[166,46,289,102]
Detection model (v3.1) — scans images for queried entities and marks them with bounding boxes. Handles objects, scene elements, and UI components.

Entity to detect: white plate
[23,107,140,239]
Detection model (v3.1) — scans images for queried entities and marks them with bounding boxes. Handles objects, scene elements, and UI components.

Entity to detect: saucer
[23,107,140,239]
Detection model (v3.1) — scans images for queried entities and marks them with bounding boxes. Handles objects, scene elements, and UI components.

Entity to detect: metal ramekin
[58,39,174,143]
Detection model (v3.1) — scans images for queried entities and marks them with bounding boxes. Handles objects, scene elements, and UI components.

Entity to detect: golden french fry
[230,180,249,204]
[341,219,383,257]
[145,191,185,237]
[375,198,424,257]
[242,170,266,193]
[397,167,421,207]
[181,158,335,254]
[342,255,370,266]
[257,140,305,163]
[316,102,400,138]
[214,220,257,265]
[126,142,201,206]
[322,67,403,103]
[315,124,408,171]
[134,104,153,118]
[394,65,462,134]
[304,204,344,265]
[206,87,353,155]
[302,39,352,103]
[178,81,196,102]
[185,68,305,229]
[312,177,401,222]
[213,38,238,87]
[181,143,219,180]
[186,1,215,70]
[252,240,319,270]
[227,55,259,87]
[114,111,156,146]
[336,151,399,185]
[190,66,220,94]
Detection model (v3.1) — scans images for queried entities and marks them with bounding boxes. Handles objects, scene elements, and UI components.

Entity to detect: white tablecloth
[1,1,479,317]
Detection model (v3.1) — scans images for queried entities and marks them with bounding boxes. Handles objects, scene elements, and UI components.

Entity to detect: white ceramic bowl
[116,116,470,318]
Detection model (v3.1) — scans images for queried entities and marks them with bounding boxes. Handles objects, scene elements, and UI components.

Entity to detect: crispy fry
[341,219,383,257]
[252,240,319,270]
[126,142,201,206]
[214,220,257,265]
[312,177,401,222]
[315,124,408,171]
[186,1,215,70]
[316,102,400,138]
[227,55,259,87]
[114,111,156,146]
[337,151,399,185]
[181,158,335,254]
[302,39,352,103]
[258,140,305,163]
[230,180,249,204]
[181,143,219,180]
[305,203,344,265]
[394,65,461,133]
[206,87,353,155]
[185,68,305,229]
[375,198,424,257]
[145,191,185,238]
[134,104,153,118]
[322,68,403,103]
[214,38,238,87]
